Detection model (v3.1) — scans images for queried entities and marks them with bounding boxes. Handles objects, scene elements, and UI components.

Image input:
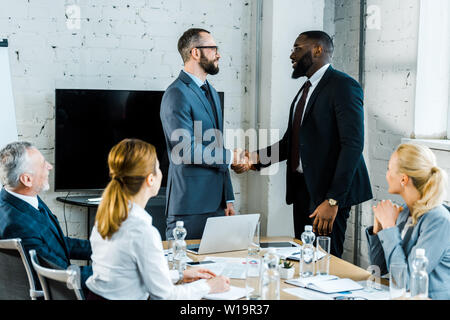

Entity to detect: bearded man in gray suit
[160,28,244,240]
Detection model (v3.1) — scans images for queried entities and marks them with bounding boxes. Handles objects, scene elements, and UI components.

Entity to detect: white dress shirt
[4,188,39,210]
[292,63,331,173]
[86,202,210,300]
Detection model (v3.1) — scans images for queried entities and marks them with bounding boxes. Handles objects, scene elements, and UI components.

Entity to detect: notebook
[286,275,363,294]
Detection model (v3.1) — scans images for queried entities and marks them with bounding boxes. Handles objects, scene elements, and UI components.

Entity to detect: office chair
[0,238,44,300]
[29,249,85,300]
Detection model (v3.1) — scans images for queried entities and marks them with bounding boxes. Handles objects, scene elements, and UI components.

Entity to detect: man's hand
[224,202,236,216]
[231,148,249,174]
[246,150,259,171]
[309,200,339,236]
[182,268,216,283]
[231,149,259,173]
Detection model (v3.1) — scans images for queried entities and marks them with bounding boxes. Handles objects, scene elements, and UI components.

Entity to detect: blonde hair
[95,139,157,239]
[395,143,448,225]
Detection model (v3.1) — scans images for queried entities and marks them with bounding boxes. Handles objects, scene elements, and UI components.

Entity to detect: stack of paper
[200,257,248,279]
[285,275,363,294]
[204,286,249,300]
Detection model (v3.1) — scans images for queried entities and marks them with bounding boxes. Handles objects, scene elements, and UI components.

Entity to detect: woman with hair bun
[366,143,450,300]
[85,139,230,300]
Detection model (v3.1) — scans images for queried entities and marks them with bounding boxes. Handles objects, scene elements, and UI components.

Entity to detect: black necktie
[290,80,312,172]
[201,83,219,128]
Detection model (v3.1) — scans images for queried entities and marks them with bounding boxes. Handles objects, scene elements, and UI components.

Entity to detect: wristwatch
[328,198,338,207]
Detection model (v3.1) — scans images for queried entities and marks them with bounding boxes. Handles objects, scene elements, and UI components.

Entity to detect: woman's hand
[373,213,383,234]
[372,200,402,231]
[182,268,216,283]
[206,275,231,293]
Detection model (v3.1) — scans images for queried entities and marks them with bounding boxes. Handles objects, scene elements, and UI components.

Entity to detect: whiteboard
[0,39,18,150]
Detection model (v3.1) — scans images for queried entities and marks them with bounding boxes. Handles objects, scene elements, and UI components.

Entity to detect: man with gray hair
[0,141,92,290]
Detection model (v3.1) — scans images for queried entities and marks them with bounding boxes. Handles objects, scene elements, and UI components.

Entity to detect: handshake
[231,149,259,174]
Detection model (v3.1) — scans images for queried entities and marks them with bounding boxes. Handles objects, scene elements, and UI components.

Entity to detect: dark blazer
[258,66,372,209]
[0,188,92,287]
[160,70,234,216]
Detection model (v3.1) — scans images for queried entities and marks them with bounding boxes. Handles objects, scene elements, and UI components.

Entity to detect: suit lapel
[301,66,334,124]
[1,189,69,259]
[37,197,68,248]
[178,71,218,129]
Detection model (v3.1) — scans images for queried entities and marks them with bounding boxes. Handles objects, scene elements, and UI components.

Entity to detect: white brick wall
[1,0,252,239]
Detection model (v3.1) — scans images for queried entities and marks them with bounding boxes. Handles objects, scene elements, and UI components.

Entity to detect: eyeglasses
[192,46,219,53]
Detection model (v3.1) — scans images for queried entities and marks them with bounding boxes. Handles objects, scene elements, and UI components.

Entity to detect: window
[414,0,450,140]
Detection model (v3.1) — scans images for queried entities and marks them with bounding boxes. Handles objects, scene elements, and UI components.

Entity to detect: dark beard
[200,52,219,75]
[292,51,313,79]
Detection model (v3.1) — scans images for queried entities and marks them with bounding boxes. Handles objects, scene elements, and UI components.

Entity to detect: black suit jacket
[258,66,373,209]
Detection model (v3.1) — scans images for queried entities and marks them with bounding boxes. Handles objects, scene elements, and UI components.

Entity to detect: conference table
[164,236,387,300]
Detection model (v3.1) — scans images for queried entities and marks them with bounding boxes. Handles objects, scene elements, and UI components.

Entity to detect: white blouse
[86,202,210,300]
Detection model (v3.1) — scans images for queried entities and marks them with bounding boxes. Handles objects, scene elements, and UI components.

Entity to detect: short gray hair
[0,141,34,188]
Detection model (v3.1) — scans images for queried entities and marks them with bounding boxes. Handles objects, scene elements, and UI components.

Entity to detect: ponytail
[95,139,157,239]
[396,144,448,225]
[96,178,130,239]
[411,166,448,225]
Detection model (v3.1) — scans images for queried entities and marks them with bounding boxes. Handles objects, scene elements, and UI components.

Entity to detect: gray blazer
[160,70,234,216]
[366,204,450,300]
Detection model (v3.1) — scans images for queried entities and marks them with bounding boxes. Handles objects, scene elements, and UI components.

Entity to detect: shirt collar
[308,63,330,86]
[4,188,39,210]
[183,70,206,88]
[130,202,153,225]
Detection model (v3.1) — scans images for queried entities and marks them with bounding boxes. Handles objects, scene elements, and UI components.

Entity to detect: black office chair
[29,250,85,300]
[0,238,44,300]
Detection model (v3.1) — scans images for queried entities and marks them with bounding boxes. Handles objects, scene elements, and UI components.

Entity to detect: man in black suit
[236,31,373,258]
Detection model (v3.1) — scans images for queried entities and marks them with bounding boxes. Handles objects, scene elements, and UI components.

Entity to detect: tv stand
[56,187,167,240]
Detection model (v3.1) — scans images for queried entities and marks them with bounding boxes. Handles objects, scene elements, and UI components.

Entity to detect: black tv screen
[55,89,170,191]
[55,88,224,192]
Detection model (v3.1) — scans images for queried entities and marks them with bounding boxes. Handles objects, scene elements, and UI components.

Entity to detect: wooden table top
[164,236,382,300]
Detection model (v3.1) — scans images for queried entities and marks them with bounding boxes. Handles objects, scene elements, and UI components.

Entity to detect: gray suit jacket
[366,204,450,300]
[160,70,234,216]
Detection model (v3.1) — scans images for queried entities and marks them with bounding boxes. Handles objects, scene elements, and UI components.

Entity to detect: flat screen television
[54,88,224,192]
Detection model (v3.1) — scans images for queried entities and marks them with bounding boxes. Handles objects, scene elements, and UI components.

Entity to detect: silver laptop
[187,214,260,255]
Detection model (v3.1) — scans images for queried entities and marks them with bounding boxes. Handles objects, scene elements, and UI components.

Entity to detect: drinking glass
[248,220,260,254]
[316,236,331,276]
[245,255,262,300]
[389,263,407,299]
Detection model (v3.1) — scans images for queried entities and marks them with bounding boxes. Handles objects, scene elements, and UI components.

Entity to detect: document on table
[283,280,390,300]
[285,275,363,294]
[200,257,248,279]
[204,286,250,300]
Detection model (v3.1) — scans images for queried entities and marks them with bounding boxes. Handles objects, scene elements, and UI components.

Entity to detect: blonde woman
[86,139,230,300]
[366,143,450,300]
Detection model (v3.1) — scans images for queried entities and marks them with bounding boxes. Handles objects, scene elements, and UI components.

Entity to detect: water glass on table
[389,263,407,299]
[316,236,331,276]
